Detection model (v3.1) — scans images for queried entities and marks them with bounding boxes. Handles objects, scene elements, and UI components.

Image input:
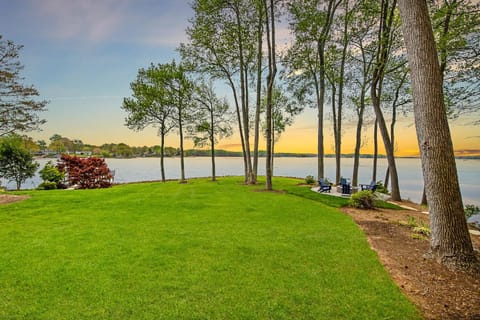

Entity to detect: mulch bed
[342,205,480,320]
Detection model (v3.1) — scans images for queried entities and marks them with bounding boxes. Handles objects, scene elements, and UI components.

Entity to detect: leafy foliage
[57,155,112,189]
[38,160,64,190]
[349,190,377,209]
[465,204,480,220]
[305,175,315,185]
[0,35,48,136]
[0,134,39,190]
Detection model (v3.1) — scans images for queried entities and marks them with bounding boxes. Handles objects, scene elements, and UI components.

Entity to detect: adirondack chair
[340,178,351,195]
[360,180,377,192]
[317,178,332,193]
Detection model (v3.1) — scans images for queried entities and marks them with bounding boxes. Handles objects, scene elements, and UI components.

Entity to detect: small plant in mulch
[398,215,430,240]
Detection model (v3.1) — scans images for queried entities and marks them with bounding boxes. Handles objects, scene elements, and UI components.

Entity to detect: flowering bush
[57,155,113,189]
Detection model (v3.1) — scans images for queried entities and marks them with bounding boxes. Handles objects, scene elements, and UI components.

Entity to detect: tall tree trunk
[253,7,263,182]
[335,0,349,185]
[210,107,216,181]
[264,0,276,191]
[331,83,340,184]
[370,0,401,201]
[160,130,166,182]
[398,0,479,272]
[316,0,341,180]
[227,77,248,181]
[178,109,186,183]
[234,3,254,184]
[352,87,366,187]
[372,119,378,182]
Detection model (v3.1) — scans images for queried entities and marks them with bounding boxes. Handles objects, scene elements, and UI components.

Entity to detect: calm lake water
[4,156,479,207]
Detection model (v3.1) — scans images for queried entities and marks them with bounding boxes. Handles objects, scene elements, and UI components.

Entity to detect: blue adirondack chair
[360,180,377,192]
[340,178,351,195]
[317,178,332,193]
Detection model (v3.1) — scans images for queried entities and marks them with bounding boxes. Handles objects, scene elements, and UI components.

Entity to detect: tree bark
[264,0,276,191]
[210,106,216,181]
[160,129,166,182]
[253,5,263,183]
[398,0,479,272]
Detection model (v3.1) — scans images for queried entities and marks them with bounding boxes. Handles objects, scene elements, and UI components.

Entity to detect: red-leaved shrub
[57,155,113,189]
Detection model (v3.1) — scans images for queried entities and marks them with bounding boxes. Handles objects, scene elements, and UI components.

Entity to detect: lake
[4,156,479,207]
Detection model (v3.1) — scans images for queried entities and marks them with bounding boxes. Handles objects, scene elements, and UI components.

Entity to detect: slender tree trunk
[178,109,186,183]
[210,108,216,181]
[234,3,254,184]
[160,130,166,182]
[372,119,378,182]
[371,0,401,201]
[331,84,340,184]
[315,0,341,180]
[253,8,263,182]
[352,89,366,187]
[264,0,276,191]
[398,0,479,272]
[227,77,248,181]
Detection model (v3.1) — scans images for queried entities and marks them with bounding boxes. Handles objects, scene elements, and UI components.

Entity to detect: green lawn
[0,177,420,319]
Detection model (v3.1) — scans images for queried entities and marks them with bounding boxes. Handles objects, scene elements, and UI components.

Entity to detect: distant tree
[191,80,233,181]
[122,63,176,182]
[37,139,47,153]
[0,35,48,136]
[0,134,39,190]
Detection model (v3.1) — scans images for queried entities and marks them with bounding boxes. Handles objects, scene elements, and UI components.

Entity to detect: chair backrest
[370,180,376,188]
[319,178,327,186]
[340,178,347,185]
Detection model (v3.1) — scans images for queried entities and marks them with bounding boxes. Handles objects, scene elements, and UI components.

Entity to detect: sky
[1,0,479,157]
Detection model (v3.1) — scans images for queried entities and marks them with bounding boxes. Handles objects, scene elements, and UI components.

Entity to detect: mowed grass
[0,177,420,319]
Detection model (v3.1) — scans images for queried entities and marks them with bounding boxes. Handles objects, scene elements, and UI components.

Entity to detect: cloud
[29,0,130,42]
[27,0,191,46]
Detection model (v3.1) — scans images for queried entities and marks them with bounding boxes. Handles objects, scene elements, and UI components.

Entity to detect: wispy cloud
[27,0,191,46]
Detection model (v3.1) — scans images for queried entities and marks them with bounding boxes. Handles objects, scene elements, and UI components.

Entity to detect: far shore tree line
[1,1,479,272]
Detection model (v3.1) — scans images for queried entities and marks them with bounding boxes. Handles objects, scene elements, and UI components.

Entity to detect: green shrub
[37,181,58,190]
[349,190,377,209]
[305,175,315,185]
[39,161,64,185]
[375,181,390,194]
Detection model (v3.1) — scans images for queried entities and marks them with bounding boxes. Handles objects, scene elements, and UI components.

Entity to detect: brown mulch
[342,203,480,320]
[0,194,29,205]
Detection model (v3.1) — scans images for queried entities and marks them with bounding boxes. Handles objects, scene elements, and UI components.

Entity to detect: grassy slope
[0,177,420,319]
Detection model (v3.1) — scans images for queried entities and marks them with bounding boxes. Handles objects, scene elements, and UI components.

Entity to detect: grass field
[0,177,420,319]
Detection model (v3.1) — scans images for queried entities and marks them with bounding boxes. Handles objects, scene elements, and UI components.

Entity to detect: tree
[264,0,278,191]
[348,0,378,187]
[370,0,402,201]
[164,61,195,183]
[191,80,233,181]
[429,0,480,118]
[57,155,112,189]
[38,160,64,189]
[0,35,47,136]
[180,0,259,184]
[122,63,176,182]
[398,0,479,272]
[286,0,342,181]
[0,134,39,190]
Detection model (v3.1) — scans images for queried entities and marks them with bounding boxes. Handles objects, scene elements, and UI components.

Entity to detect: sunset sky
[1,0,479,157]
